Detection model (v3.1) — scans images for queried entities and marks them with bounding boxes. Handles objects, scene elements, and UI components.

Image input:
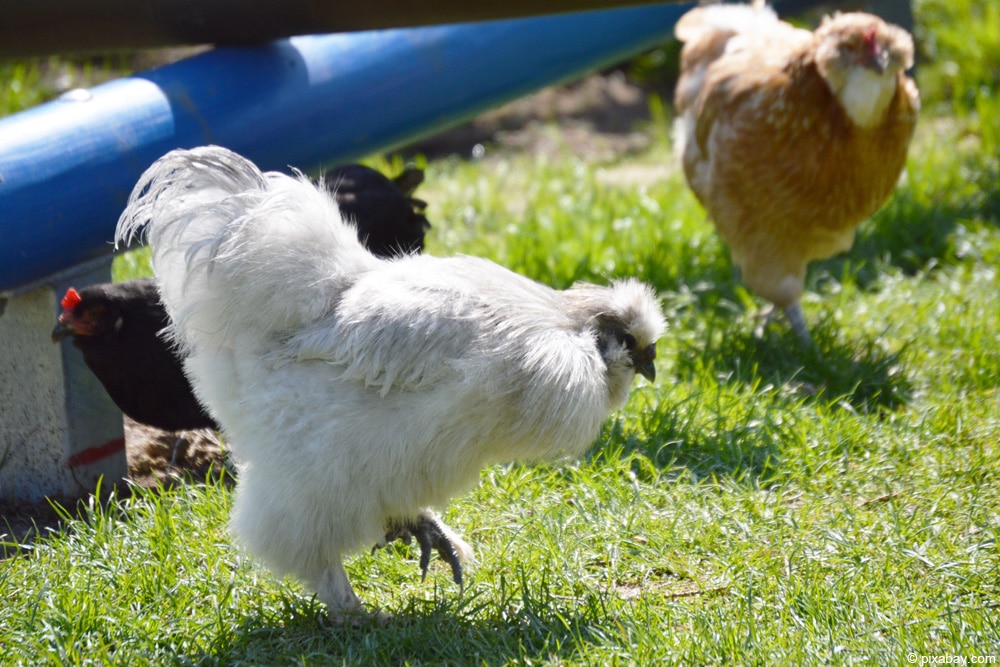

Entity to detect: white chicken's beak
[631,343,657,383]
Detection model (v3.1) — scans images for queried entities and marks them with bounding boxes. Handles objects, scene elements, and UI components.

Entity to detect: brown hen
[673,2,919,342]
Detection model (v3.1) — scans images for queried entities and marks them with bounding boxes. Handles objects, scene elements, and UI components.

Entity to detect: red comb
[61,287,82,310]
[862,26,879,52]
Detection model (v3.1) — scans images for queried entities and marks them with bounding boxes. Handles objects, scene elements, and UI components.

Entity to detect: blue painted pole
[0,3,688,292]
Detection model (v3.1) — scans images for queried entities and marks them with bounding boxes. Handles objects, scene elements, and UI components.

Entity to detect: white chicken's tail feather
[114,145,379,353]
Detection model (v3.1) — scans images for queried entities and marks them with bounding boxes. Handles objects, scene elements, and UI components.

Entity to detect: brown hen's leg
[783,301,812,346]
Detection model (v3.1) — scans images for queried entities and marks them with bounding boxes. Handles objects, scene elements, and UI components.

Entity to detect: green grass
[3,2,999,665]
[0,61,46,115]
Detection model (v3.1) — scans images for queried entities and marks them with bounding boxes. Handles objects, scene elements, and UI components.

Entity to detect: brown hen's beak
[868,49,889,75]
[51,317,74,343]
[631,343,657,383]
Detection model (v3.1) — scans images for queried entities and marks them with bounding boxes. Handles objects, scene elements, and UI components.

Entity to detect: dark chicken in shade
[52,278,219,432]
[322,163,429,257]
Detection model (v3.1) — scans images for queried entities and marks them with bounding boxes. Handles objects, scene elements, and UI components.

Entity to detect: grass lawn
[2,0,998,664]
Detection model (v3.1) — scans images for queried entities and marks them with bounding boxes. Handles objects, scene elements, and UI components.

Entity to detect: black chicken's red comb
[61,287,82,310]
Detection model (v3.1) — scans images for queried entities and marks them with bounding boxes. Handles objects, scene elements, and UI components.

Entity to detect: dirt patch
[122,418,227,489]
[404,70,668,161]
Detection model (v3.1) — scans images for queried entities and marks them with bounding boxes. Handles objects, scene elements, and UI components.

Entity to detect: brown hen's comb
[61,287,82,310]
[863,26,879,54]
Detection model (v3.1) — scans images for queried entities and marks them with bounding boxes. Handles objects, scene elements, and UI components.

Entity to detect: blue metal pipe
[0,3,688,292]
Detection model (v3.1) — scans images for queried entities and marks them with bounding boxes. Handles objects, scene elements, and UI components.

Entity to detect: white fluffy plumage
[115,145,666,621]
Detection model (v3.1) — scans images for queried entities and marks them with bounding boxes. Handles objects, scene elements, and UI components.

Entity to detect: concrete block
[0,258,126,505]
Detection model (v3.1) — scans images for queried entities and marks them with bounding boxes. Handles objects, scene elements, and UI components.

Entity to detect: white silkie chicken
[115,146,665,622]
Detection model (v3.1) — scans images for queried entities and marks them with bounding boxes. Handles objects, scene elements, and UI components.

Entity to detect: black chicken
[52,278,219,431]
[323,164,429,257]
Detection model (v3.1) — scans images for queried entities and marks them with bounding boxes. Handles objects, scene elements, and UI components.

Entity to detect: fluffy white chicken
[115,146,666,622]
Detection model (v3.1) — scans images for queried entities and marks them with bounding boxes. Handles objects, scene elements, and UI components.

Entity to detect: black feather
[323,164,430,258]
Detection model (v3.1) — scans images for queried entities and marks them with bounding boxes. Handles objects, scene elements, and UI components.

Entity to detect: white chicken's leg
[314,561,365,623]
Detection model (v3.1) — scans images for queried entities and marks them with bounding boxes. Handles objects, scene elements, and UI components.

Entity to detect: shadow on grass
[601,313,912,487]
[817,193,961,291]
[0,479,148,561]
[189,574,616,666]
[0,468,234,560]
[681,313,914,415]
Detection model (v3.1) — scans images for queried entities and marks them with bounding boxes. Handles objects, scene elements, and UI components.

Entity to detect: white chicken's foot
[374,510,472,589]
